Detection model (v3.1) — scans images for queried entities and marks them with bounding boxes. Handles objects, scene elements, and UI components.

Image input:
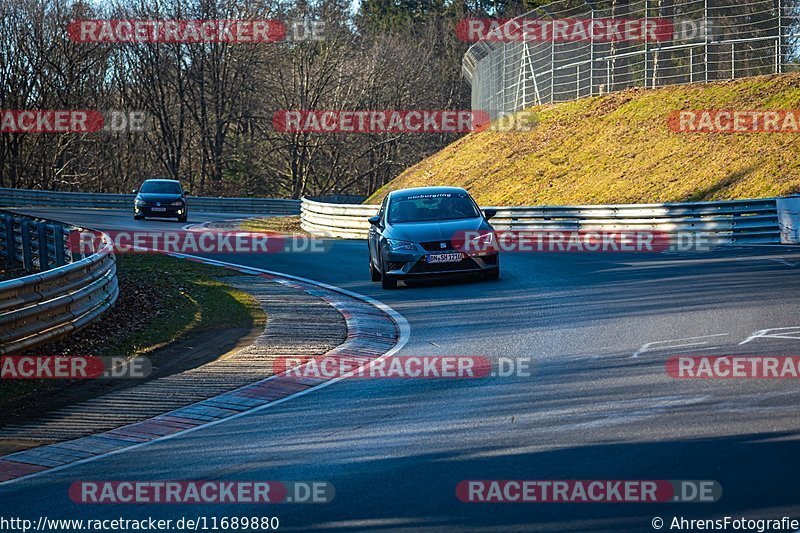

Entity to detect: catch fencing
[462,0,800,119]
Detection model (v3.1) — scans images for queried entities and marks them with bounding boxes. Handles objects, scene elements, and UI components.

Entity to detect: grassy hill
[366,73,800,206]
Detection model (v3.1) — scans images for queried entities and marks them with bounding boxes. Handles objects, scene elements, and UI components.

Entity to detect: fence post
[53,225,66,267]
[3,215,14,265]
[550,39,555,103]
[704,0,709,82]
[644,0,649,88]
[777,196,800,244]
[20,220,33,271]
[589,8,595,96]
[778,0,783,74]
[37,222,49,271]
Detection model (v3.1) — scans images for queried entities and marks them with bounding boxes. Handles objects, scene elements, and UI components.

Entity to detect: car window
[140,181,182,194]
[388,193,480,224]
[379,197,388,222]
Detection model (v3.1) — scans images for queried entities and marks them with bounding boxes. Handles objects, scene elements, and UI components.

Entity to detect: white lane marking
[595,253,800,273]
[0,254,410,487]
[631,333,729,358]
[678,346,721,353]
[771,258,798,267]
[739,327,800,345]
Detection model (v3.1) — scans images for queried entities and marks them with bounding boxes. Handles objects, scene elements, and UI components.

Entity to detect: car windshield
[140,181,181,194]
[388,193,481,223]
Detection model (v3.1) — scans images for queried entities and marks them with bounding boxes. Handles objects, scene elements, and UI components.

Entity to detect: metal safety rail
[300,196,791,244]
[0,187,301,215]
[301,198,382,239]
[0,212,118,355]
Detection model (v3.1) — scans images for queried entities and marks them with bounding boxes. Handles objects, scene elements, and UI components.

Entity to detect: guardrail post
[37,222,50,270]
[3,215,14,265]
[53,226,66,267]
[777,196,800,244]
[20,220,33,270]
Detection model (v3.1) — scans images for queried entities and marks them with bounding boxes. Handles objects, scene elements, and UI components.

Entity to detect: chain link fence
[463,0,800,119]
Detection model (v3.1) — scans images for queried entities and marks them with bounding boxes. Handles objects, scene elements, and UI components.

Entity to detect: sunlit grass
[367,73,800,206]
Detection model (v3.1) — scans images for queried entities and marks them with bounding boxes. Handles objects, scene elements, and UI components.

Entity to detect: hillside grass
[367,73,800,206]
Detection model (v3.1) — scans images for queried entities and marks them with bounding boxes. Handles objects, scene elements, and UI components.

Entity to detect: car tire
[369,256,381,282]
[134,215,144,220]
[178,214,187,223]
[380,254,397,289]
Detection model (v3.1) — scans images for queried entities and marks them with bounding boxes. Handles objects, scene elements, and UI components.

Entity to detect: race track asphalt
[2,207,800,532]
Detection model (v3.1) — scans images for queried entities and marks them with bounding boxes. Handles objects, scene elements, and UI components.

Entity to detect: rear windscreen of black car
[140,182,182,194]
[389,194,481,223]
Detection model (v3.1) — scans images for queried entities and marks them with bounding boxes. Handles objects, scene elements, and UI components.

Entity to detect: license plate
[151,207,167,212]
[427,253,463,264]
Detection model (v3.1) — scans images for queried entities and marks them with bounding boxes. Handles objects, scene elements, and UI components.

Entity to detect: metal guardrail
[1,213,71,271]
[301,196,790,244]
[0,212,118,355]
[0,188,301,215]
[301,198,381,239]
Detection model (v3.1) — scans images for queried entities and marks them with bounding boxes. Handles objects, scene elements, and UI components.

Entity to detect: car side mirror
[483,208,497,220]
[132,188,138,194]
[182,191,189,197]
[368,216,381,226]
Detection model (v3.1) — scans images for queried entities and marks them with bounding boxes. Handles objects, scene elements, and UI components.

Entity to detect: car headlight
[463,231,495,252]
[134,197,143,205]
[471,232,494,245]
[386,239,416,251]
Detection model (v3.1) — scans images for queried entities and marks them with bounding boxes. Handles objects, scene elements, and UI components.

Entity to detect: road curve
[3,207,800,532]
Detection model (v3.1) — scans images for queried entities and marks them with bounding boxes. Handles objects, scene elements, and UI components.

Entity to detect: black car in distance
[133,179,189,222]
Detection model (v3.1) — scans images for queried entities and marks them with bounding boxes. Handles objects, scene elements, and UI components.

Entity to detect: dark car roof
[389,187,469,200]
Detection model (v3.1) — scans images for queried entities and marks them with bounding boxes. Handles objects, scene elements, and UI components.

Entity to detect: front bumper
[135,205,186,217]
[382,248,498,279]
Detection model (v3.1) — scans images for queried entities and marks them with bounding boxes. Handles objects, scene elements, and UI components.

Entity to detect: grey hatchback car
[368,187,499,289]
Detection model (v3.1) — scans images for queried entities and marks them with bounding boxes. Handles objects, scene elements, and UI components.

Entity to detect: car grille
[420,240,458,252]
[409,256,481,274]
